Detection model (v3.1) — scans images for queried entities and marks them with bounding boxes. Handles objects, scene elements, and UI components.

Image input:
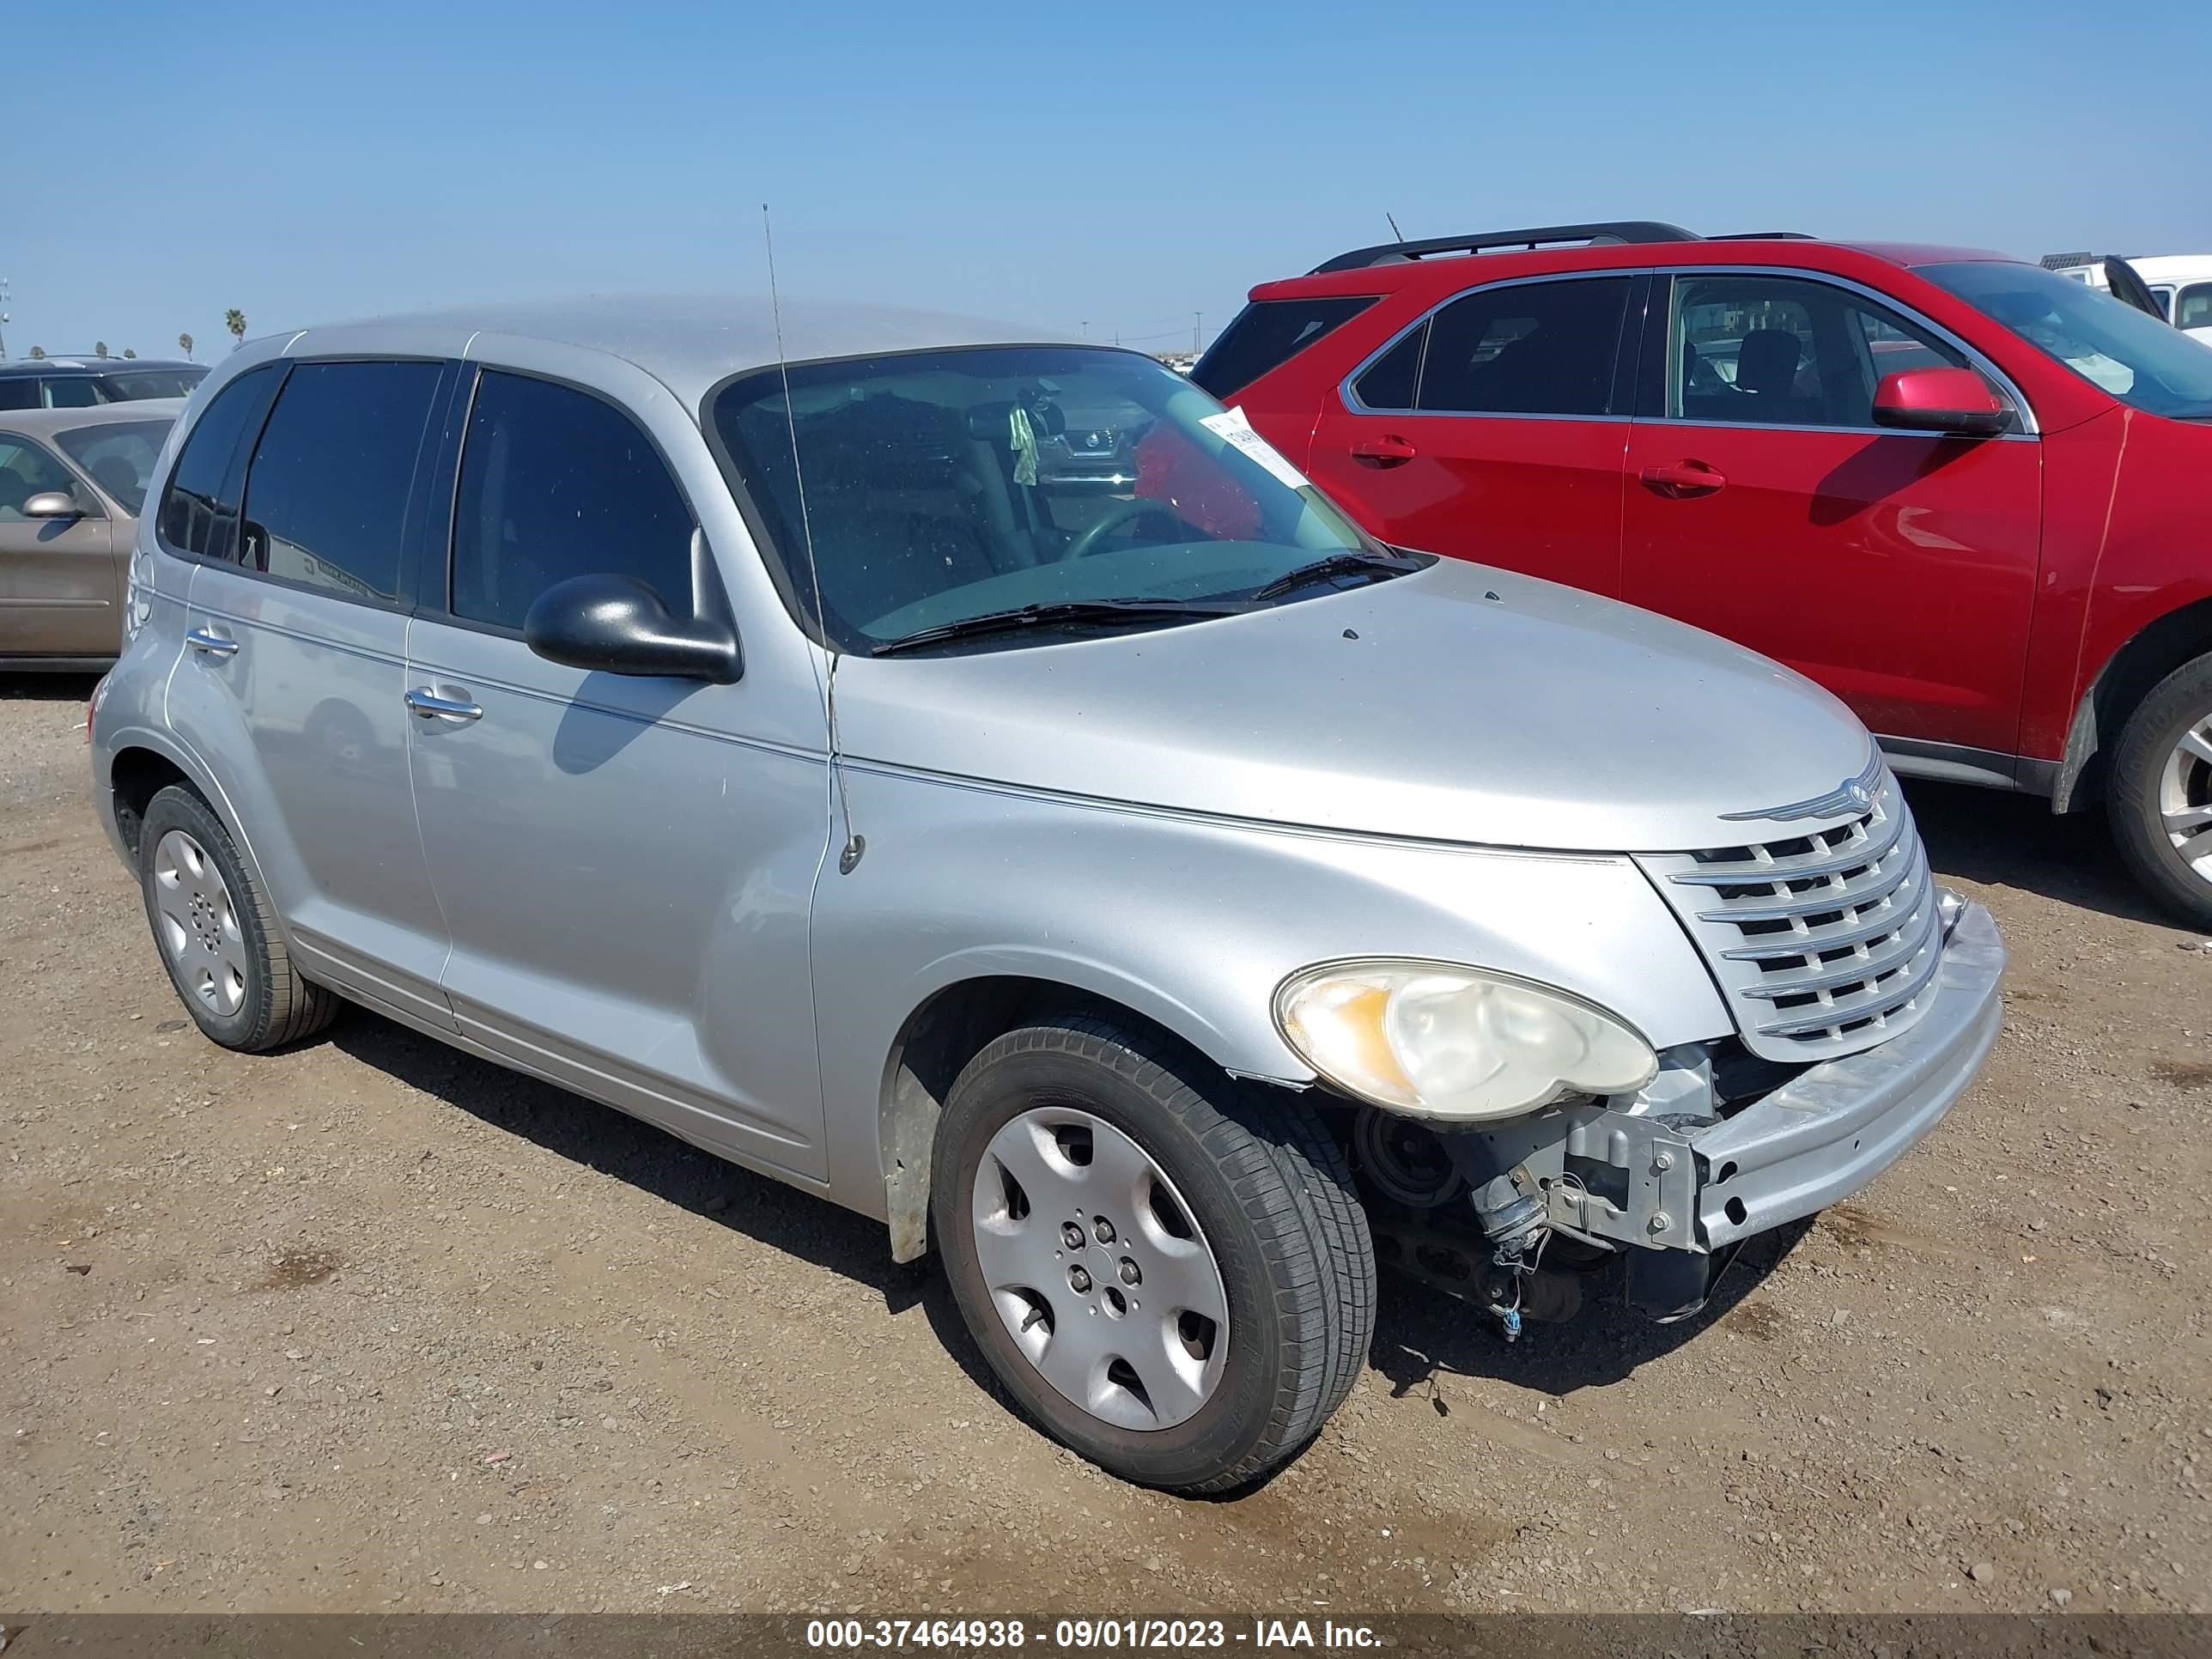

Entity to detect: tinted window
[1191,296,1378,398]
[239,362,442,601]
[1352,323,1425,410]
[451,370,695,631]
[1417,278,1631,416]
[2178,283,2212,332]
[57,419,173,514]
[45,378,101,409]
[156,366,282,560]
[0,380,37,412]
[94,368,208,402]
[0,436,79,520]
[1668,274,1974,428]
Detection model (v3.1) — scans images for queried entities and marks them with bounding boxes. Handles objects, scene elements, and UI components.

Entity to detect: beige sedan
[1,398,181,669]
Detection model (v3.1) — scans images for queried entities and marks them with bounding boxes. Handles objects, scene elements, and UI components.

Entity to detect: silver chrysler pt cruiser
[89,299,2004,1492]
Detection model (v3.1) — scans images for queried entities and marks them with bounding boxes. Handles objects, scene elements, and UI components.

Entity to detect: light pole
[0,276,11,361]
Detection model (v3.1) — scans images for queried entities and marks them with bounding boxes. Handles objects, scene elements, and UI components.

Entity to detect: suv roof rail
[1310,220,1700,275]
[2040,252,2097,270]
[1709,230,1816,240]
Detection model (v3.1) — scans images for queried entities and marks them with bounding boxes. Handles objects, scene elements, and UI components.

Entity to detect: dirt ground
[3,671,2208,1619]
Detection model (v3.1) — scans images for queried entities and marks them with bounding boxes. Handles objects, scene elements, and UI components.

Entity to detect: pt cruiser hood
[833,559,1877,854]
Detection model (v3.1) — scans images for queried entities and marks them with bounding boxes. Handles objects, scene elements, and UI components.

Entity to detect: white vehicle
[2047,252,2212,343]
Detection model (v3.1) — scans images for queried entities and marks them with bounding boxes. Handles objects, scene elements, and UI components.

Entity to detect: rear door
[1304,274,1642,597]
[165,357,458,1028]
[0,431,116,658]
[1620,270,2043,760]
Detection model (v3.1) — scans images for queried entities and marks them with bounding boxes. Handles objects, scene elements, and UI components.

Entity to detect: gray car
[89,300,2004,1492]
[2,399,181,668]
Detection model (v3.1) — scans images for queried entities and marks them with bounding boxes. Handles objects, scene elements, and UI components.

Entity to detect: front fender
[810,767,1731,1223]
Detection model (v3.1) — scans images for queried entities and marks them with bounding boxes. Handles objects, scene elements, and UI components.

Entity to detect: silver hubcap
[2159,717,2212,884]
[970,1107,1229,1431]
[152,830,248,1017]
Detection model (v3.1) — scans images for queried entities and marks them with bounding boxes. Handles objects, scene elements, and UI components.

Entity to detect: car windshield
[708,345,1401,653]
[1922,260,2212,419]
[94,368,207,402]
[56,419,173,514]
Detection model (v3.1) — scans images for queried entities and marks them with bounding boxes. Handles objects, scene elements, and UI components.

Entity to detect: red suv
[1194,222,2212,924]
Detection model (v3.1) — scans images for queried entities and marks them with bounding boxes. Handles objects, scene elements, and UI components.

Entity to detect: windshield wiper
[869,599,1251,656]
[1249,550,1423,602]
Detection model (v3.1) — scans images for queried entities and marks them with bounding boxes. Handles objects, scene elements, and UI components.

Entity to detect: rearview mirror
[1870,368,2009,438]
[523,574,741,684]
[23,491,81,520]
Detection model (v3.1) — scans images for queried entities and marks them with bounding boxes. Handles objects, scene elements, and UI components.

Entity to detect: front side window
[0,436,79,520]
[1415,277,1632,416]
[450,369,696,631]
[155,365,283,561]
[57,420,173,514]
[239,361,443,601]
[1666,274,1978,428]
[1191,297,1379,400]
[708,344,1397,653]
[1921,259,2212,419]
[2177,283,2212,333]
[44,378,101,409]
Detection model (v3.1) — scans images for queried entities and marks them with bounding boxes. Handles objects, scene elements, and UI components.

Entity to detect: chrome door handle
[185,627,239,658]
[404,686,483,723]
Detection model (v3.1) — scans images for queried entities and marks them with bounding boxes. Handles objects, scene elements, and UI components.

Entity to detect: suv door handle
[184,627,240,658]
[1639,460,1728,497]
[404,686,483,724]
[1351,434,1418,465]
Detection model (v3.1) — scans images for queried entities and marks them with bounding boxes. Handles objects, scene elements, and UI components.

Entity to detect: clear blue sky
[9,1,2209,362]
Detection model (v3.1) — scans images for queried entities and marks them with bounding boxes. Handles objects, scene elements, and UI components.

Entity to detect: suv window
[1352,323,1425,410]
[0,380,38,412]
[2178,283,2212,332]
[0,435,79,520]
[44,378,101,410]
[1191,297,1378,399]
[238,362,442,601]
[156,365,283,562]
[451,370,696,631]
[1416,277,1632,416]
[1668,274,1973,428]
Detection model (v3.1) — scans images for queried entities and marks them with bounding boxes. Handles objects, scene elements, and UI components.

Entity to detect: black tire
[932,1015,1373,1493]
[138,784,340,1052]
[2106,654,2212,929]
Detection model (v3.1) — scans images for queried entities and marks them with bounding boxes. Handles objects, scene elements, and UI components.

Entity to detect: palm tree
[224,309,247,350]
[178,331,194,361]
[124,348,137,359]
[28,345,44,360]
[94,341,110,358]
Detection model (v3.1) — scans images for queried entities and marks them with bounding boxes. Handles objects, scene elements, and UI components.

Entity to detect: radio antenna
[1386,210,1406,244]
[763,202,863,875]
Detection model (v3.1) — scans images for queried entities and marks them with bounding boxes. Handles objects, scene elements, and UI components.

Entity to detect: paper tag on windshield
[1200,406,1313,492]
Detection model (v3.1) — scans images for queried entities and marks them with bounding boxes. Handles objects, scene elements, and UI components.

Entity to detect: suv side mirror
[524,574,742,684]
[1870,368,2010,438]
[23,490,82,520]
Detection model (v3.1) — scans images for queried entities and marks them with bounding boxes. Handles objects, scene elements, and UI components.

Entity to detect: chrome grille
[1636,768,1941,1062]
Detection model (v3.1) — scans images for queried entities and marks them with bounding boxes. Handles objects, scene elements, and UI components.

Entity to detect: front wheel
[2107,655,2212,929]
[932,1017,1372,1493]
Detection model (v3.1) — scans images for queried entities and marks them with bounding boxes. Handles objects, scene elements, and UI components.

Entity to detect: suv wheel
[2108,654,2212,929]
[932,1016,1372,1493]
[138,784,340,1051]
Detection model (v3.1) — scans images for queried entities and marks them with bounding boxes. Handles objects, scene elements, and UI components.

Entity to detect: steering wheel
[1060,496,1189,562]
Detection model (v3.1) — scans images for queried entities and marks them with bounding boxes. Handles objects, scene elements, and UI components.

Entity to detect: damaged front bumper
[1470,901,2004,1313]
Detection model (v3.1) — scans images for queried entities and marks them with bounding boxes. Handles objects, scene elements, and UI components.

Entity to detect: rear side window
[0,380,37,411]
[1191,296,1378,398]
[1352,323,1426,410]
[156,365,283,561]
[450,370,695,631]
[239,362,443,602]
[2179,283,2212,332]
[1417,277,1632,416]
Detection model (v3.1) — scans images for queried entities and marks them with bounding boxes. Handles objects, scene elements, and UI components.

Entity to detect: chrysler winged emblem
[1721,757,1884,823]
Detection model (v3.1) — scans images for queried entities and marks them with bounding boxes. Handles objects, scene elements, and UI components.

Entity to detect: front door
[1620,271,2043,758]
[166,358,457,1028]
[1304,274,1641,596]
[404,366,829,1179]
[0,432,116,659]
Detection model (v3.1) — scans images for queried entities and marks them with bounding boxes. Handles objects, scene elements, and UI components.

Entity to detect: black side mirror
[524,574,741,683]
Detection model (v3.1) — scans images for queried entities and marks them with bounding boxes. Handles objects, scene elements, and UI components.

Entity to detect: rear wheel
[2107,655,2212,929]
[932,1016,1371,1493]
[138,785,340,1052]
